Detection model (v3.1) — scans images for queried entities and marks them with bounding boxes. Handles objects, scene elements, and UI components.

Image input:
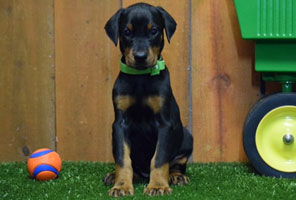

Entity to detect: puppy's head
[105,3,176,69]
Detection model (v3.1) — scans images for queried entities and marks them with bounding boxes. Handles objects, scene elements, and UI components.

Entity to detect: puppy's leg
[170,128,193,185]
[169,156,190,185]
[109,142,134,197]
[108,117,134,196]
[144,146,172,196]
[144,136,173,196]
[108,96,135,197]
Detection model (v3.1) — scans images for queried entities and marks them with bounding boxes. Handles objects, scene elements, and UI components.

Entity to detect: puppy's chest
[113,75,169,116]
[114,94,165,115]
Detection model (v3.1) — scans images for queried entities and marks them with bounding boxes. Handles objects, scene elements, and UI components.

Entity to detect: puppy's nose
[133,51,147,62]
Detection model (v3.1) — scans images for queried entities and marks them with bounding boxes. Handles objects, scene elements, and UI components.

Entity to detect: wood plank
[0,0,265,163]
[192,0,261,162]
[123,0,191,127]
[55,0,121,161]
[0,0,55,161]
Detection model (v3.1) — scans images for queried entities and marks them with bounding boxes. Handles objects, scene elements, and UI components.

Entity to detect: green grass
[1,162,296,199]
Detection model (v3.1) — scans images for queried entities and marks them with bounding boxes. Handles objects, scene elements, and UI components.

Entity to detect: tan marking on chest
[115,95,136,111]
[144,96,165,113]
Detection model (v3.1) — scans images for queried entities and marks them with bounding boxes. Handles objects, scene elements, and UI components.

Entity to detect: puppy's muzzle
[133,50,148,64]
[133,51,148,63]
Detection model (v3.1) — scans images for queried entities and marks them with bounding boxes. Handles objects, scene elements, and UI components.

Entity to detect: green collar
[120,58,166,76]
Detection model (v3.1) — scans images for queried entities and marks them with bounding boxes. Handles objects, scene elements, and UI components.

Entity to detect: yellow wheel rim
[256,106,296,172]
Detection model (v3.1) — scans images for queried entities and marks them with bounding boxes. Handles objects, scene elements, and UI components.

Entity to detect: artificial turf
[1,162,296,199]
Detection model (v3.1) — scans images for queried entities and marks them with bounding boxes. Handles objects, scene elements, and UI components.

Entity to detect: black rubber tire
[244,93,296,178]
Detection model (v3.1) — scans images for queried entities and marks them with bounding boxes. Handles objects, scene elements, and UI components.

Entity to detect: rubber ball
[28,148,62,181]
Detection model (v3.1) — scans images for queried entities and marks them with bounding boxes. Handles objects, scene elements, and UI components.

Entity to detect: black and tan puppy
[104,3,193,197]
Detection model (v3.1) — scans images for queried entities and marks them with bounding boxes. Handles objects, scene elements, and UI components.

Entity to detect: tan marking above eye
[127,23,133,31]
[144,96,165,113]
[148,23,153,30]
[115,95,136,111]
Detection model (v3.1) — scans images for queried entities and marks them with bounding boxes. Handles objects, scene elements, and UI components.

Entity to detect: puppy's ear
[157,6,177,43]
[104,9,124,46]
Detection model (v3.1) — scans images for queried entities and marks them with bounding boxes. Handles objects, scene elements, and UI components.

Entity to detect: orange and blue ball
[28,148,62,181]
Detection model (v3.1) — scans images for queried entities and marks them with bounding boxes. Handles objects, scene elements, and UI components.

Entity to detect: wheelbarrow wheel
[244,93,296,178]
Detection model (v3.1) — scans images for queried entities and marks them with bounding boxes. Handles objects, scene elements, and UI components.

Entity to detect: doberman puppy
[104,3,193,197]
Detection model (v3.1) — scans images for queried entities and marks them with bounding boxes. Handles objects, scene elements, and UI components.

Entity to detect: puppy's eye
[150,28,158,35]
[124,28,132,36]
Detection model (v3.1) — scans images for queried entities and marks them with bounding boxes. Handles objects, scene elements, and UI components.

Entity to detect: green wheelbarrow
[235,0,296,178]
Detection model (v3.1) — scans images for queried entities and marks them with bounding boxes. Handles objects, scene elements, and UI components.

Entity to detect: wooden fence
[0,0,265,162]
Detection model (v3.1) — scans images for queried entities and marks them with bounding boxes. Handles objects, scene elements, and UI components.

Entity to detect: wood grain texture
[0,0,267,163]
[192,0,261,162]
[55,0,121,161]
[123,0,191,127]
[0,0,55,161]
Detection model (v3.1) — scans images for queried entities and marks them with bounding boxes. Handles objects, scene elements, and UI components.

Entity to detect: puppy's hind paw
[169,172,190,185]
[103,173,115,185]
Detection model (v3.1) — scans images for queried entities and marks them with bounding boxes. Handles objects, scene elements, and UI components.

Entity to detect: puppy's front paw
[143,185,173,196]
[109,183,134,197]
[169,172,190,185]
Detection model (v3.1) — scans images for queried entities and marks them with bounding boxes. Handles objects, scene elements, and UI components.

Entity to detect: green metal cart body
[236,0,296,91]
[235,0,296,178]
